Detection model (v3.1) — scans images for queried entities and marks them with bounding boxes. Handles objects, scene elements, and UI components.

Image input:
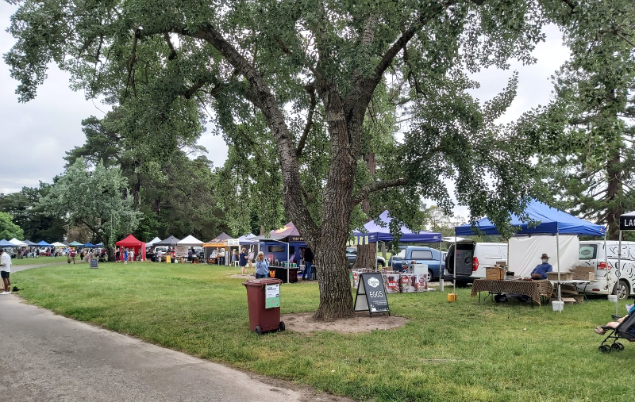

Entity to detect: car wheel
[428,270,433,282]
[613,280,630,300]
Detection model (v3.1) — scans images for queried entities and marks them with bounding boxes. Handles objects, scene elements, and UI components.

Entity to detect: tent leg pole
[556,230,561,307]
[453,234,456,297]
[375,241,378,272]
[617,231,622,316]
[439,241,444,292]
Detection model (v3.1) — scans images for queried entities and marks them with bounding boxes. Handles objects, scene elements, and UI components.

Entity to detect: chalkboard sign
[90,259,98,269]
[354,273,390,316]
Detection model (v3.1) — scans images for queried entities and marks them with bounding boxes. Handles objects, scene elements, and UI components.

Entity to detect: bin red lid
[243,278,283,287]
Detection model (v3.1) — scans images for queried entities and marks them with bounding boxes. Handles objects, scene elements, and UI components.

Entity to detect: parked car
[346,247,386,268]
[444,241,508,285]
[390,246,445,280]
[577,240,635,299]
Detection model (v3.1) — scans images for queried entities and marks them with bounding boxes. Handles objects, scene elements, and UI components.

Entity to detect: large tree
[518,1,635,239]
[39,159,142,259]
[0,184,66,242]
[0,211,24,240]
[7,0,620,319]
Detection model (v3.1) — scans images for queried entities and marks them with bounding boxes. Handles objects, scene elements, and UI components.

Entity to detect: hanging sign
[354,273,390,316]
[265,283,280,309]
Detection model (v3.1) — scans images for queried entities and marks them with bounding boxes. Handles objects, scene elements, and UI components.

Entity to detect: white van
[577,241,635,299]
[444,241,508,284]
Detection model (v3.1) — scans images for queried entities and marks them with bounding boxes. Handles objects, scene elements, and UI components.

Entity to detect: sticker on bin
[265,283,280,309]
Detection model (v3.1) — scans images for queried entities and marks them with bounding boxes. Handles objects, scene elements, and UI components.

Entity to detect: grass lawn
[13,262,635,402]
[10,256,69,266]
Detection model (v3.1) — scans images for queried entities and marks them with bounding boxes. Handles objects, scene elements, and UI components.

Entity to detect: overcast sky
[0,3,569,217]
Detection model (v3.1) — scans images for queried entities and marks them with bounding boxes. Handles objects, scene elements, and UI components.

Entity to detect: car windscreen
[579,244,597,260]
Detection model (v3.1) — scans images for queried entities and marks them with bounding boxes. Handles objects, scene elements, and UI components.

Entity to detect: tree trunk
[353,152,377,270]
[314,224,354,321]
[606,149,623,240]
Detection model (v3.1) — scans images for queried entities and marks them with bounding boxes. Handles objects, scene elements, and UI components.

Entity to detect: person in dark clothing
[302,248,314,280]
[531,253,553,279]
[239,247,248,275]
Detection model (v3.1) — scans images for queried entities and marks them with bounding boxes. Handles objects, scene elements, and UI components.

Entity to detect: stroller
[598,308,635,353]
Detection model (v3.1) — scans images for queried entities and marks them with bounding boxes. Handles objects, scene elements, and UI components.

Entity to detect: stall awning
[352,210,442,243]
[454,199,606,237]
[177,235,204,247]
[153,236,180,247]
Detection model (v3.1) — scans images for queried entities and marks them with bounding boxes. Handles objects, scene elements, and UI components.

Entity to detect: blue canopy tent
[455,199,605,237]
[0,239,17,248]
[84,242,97,248]
[352,210,442,244]
[351,210,442,272]
[454,199,606,305]
[37,240,53,247]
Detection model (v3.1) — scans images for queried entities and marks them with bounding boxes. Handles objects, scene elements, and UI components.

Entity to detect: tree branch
[351,178,408,206]
[163,32,178,60]
[296,84,317,157]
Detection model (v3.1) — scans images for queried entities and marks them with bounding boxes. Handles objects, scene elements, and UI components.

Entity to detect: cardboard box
[547,272,573,281]
[571,271,595,281]
[486,267,505,280]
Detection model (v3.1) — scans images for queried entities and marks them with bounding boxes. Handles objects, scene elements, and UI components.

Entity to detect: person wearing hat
[530,253,553,279]
[0,248,12,294]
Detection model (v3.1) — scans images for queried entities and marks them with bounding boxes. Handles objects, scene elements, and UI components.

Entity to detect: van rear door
[446,243,475,277]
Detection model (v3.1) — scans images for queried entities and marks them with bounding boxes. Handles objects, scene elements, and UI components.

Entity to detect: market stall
[256,222,306,268]
[204,232,233,264]
[455,199,606,305]
[145,237,162,249]
[115,234,146,261]
[351,210,442,272]
[176,235,204,262]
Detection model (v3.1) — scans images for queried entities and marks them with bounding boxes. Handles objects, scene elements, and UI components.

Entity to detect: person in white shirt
[129,249,135,263]
[0,248,12,294]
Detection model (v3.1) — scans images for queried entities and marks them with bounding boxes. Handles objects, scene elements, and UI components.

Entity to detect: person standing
[124,248,128,265]
[188,248,193,263]
[129,248,135,263]
[239,247,248,275]
[254,251,270,279]
[302,247,314,280]
[69,248,77,264]
[0,248,12,294]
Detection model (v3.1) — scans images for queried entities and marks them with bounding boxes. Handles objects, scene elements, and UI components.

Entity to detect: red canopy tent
[115,234,146,261]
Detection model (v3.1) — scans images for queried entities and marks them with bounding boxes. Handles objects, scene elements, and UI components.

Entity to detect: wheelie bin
[243,278,285,335]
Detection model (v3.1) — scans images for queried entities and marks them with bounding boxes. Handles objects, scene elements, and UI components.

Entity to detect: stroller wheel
[615,342,624,351]
[599,345,611,353]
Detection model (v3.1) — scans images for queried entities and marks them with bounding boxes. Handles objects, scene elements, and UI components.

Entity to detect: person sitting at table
[530,253,552,280]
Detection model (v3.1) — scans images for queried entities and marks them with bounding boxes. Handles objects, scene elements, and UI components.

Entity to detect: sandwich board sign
[90,259,98,269]
[354,272,390,316]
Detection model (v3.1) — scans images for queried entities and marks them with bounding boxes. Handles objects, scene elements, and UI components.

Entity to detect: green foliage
[39,158,142,250]
[0,211,24,240]
[0,183,66,242]
[526,0,635,239]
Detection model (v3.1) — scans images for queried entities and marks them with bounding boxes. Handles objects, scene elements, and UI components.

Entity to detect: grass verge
[10,256,69,266]
[13,262,635,401]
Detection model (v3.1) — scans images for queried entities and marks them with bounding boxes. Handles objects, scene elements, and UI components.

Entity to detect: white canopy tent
[145,237,162,248]
[176,235,204,258]
[51,242,66,247]
[9,238,27,247]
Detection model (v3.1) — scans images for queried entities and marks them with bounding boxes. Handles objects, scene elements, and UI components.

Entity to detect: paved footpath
[0,265,349,402]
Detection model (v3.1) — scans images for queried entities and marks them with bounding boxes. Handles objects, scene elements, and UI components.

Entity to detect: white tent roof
[177,235,204,247]
[51,242,67,247]
[146,237,162,247]
[9,238,27,247]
